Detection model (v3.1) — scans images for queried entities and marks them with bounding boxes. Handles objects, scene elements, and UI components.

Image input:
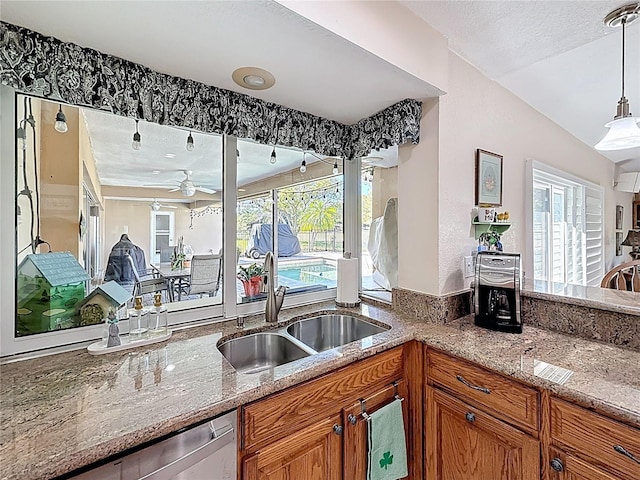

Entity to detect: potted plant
[237,263,264,297]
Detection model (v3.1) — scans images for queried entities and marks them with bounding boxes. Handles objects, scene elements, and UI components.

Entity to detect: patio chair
[127,255,171,303]
[177,253,222,299]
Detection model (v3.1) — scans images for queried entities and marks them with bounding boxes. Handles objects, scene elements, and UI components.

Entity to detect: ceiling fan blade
[168,188,180,193]
[196,186,216,194]
[163,205,178,209]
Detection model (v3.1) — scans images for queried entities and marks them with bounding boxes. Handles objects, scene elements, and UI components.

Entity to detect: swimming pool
[279,263,337,287]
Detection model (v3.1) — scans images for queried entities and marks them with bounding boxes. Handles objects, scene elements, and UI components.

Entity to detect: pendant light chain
[621,17,626,100]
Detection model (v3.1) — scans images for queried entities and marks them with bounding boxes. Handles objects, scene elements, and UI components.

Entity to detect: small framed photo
[616,205,623,230]
[475,149,503,207]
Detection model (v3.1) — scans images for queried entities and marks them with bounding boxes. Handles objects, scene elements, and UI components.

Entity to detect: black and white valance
[0,21,421,158]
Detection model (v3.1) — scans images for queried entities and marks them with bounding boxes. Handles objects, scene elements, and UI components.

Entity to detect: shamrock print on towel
[380,451,393,470]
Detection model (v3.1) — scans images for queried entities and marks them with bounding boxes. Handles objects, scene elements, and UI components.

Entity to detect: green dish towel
[367,399,408,480]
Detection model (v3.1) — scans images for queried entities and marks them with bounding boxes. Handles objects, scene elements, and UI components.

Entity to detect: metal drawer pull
[614,445,640,465]
[550,458,564,472]
[456,375,491,394]
[348,414,358,425]
[333,424,343,435]
[465,412,475,423]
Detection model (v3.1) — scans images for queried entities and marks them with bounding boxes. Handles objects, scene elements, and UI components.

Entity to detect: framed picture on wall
[616,205,623,230]
[475,149,503,207]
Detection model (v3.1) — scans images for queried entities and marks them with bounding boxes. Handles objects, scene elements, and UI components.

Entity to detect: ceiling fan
[133,199,178,210]
[168,170,216,197]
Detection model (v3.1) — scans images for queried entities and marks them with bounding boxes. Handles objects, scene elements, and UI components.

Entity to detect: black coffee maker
[474,252,522,333]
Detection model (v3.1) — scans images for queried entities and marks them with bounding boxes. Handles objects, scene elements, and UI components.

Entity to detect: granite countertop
[1,301,639,480]
[522,278,640,317]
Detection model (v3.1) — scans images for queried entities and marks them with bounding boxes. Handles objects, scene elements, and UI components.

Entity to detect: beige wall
[398,98,441,295]
[103,199,223,266]
[408,53,632,294]
[39,101,82,258]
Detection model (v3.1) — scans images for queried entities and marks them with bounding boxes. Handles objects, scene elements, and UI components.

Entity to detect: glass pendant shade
[300,160,306,173]
[186,132,194,151]
[270,147,277,164]
[54,106,68,133]
[595,116,640,150]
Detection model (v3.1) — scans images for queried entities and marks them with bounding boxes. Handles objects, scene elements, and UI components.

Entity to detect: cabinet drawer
[551,398,640,480]
[427,350,539,430]
[242,346,403,450]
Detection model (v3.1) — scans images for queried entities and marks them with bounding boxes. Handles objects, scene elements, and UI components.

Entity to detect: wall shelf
[472,217,511,240]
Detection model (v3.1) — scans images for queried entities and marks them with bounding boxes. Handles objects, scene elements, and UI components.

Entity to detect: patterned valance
[0,21,421,159]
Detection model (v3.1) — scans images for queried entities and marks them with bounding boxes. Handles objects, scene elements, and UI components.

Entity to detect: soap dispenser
[128,296,149,341]
[149,293,168,337]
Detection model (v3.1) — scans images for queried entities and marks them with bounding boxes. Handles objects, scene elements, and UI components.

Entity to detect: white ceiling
[5,1,639,173]
[402,0,640,167]
[0,0,440,124]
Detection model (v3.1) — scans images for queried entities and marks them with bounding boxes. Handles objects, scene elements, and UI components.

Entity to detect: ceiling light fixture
[300,153,307,173]
[54,104,68,133]
[595,3,640,151]
[332,161,339,175]
[186,132,194,152]
[132,119,141,150]
[232,67,276,91]
[270,146,277,164]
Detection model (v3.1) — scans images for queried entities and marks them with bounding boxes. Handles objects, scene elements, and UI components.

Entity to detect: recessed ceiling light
[232,67,275,90]
[164,153,176,159]
[238,188,246,192]
[152,170,161,175]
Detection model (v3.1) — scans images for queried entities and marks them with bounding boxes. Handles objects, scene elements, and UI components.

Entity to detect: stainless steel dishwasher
[69,410,236,480]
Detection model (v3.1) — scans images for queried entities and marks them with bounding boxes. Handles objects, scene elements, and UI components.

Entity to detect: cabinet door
[342,380,409,479]
[549,449,622,480]
[426,387,540,480]
[242,415,342,480]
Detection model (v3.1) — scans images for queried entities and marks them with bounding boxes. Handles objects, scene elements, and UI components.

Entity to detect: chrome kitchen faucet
[263,251,287,323]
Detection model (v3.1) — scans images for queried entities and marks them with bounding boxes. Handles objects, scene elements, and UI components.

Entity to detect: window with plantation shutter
[532,163,604,287]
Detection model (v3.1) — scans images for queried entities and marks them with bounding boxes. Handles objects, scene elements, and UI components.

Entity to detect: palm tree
[300,200,339,251]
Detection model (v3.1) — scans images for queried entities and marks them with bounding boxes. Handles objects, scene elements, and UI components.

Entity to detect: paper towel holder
[336,251,361,308]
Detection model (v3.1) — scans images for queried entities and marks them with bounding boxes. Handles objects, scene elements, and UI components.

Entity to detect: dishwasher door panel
[69,411,236,480]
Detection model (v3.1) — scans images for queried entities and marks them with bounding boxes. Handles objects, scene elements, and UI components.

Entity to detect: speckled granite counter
[522,278,640,316]
[1,301,639,480]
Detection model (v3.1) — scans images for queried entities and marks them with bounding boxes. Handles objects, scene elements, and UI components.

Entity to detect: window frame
[528,160,605,287]
[0,88,342,357]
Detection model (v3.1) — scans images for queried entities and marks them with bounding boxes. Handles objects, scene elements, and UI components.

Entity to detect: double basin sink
[218,314,389,374]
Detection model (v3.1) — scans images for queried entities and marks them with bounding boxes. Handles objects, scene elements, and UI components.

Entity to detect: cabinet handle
[347,414,358,425]
[550,458,564,472]
[614,445,640,465]
[456,375,491,394]
[333,424,343,436]
[465,412,475,423]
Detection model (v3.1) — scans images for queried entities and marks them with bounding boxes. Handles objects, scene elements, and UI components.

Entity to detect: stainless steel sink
[218,333,311,374]
[286,314,388,352]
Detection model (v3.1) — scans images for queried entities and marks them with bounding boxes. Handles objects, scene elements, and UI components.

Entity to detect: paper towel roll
[336,257,360,306]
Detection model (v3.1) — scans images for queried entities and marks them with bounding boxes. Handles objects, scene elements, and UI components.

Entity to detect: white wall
[434,52,632,294]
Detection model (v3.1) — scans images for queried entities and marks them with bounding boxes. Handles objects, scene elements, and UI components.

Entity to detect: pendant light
[332,161,339,175]
[595,3,640,151]
[270,146,277,164]
[186,132,194,151]
[54,104,68,133]
[132,119,141,150]
[300,152,307,173]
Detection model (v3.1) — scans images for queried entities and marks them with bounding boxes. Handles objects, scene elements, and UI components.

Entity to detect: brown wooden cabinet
[550,398,640,480]
[426,387,540,480]
[239,344,418,480]
[242,415,342,480]
[342,379,409,479]
[549,449,622,480]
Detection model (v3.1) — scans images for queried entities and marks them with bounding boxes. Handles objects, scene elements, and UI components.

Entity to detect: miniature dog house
[17,252,90,335]
[79,281,131,326]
